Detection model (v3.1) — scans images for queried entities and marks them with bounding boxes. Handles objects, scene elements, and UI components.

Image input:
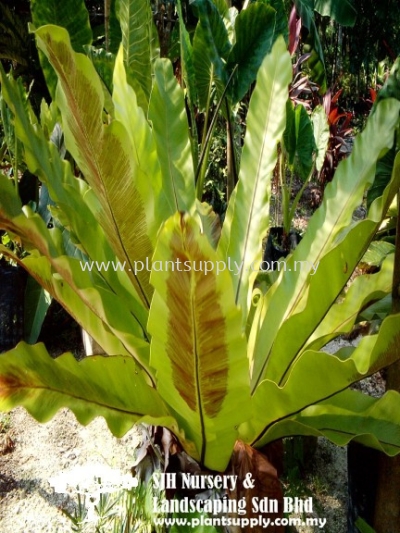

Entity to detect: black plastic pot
[262,226,302,270]
[0,262,27,352]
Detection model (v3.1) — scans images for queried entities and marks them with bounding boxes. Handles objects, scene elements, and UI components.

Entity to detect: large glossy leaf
[116,0,158,112]
[30,0,92,96]
[250,98,400,388]
[253,389,400,456]
[148,59,196,213]
[220,36,292,321]
[283,101,315,180]
[0,342,173,437]
[311,104,329,172]
[30,0,92,48]
[244,313,400,447]
[34,25,156,309]
[192,0,230,111]
[313,0,357,26]
[226,3,277,104]
[148,213,249,470]
[305,253,395,350]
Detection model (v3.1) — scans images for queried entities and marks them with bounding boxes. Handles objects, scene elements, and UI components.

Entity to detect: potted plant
[0,1,400,529]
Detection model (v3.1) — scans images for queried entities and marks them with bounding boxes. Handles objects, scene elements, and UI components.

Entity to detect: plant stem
[13,133,18,195]
[195,67,213,200]
[287,163,316,225]
[195,65,238,195]
[226,99,237,201]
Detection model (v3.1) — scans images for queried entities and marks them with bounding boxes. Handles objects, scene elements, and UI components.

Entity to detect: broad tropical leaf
[30,0,92,96]
[192,0,230,111]
[220,36,292,321]
[148,212,249,470]
[226,3,277,104]
[313,0,357,26]
[148,59,196,214]
[311,104,329,172]
[34,25,156,308]
[246,313,400,447]
[0,65,149,332]
[251,98,400,388]
[283,101,315,180]
[116,0,158,112]
[253,388,400,456]
[0,343,173,437]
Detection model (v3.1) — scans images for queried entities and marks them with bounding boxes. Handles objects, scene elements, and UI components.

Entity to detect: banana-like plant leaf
[148,59,196,214]
[34,25,156,309]
[220,36,292,321]
[148,212,249,470]
[226,3,277,104]
[30,0,92,97]
[116,0,158,112]
[0,342,173,437]
[251,98,400,388]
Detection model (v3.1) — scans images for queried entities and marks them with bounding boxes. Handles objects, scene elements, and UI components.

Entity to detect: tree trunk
[373,192,400,533]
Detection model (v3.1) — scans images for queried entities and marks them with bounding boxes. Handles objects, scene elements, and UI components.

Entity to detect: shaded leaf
[30,0,92,96]
[23,276,51,344]
[192,0,230,110]
[226,3,277,104]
